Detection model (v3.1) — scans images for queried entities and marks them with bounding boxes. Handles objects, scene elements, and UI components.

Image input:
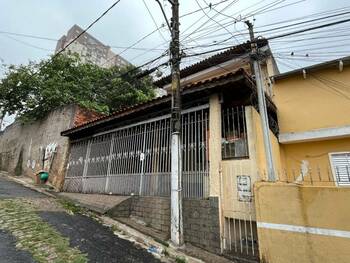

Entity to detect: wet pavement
[0,176,161,263]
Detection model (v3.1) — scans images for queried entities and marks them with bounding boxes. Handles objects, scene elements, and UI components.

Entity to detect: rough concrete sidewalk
[58,192,131,213]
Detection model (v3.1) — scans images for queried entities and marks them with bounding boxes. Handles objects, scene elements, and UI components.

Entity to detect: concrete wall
[0,105,99,189]
[254,182,350,263]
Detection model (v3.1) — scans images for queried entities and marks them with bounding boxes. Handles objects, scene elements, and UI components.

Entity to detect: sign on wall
[237,175,252,202]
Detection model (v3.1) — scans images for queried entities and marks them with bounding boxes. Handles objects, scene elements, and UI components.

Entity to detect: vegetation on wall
[0,54,156,122]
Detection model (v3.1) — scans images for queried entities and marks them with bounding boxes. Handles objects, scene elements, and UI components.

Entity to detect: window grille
[329,152,350,186]
[221,106,249,159]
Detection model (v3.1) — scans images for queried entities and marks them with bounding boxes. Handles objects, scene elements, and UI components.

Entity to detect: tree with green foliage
[0,54,155,122]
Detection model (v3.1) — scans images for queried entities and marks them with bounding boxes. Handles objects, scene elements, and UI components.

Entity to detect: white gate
[64,105,209,199]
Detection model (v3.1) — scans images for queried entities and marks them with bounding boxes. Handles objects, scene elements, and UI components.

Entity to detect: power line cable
[181,0,239,42]
[257,11,350,34]
[0,30,57,41]
[276,58,350,100]
[265,17,350,40]
[184,3,350,45]
[1,35,53,52]
[142,0,168,42]
[101,27,163,66]
[54,0,122,59]
[194,0,239,44]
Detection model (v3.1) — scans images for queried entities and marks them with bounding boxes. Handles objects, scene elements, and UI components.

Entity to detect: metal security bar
[224,215,259,261]
[64,106,209,199]
[222,106,248,159]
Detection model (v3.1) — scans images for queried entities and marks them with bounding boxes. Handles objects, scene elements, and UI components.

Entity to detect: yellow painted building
[253,57,350,263]
[272,57,350,185]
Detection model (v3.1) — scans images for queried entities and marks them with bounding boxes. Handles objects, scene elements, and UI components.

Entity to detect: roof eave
[272,55,350,81]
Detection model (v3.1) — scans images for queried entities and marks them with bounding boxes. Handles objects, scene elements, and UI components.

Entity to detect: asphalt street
[0,176,161,263]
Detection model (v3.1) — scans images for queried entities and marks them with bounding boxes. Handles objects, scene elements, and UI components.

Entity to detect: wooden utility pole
[245,20,276,182]
[169,0,183,246]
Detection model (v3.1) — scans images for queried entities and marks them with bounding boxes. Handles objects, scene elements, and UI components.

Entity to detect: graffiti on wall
[26,142,58,172]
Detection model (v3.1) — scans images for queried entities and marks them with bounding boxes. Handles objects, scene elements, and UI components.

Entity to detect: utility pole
[155,0,183,246]
[168,0,184,246]
[245,20,276,182]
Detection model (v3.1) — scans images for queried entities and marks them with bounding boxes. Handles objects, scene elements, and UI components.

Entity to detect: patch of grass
[154,237,169,247]
[175,256,187,263]
[58,199,86,214]
[162,248,169,257]
[0,199,87,263]
[111,225,121,233]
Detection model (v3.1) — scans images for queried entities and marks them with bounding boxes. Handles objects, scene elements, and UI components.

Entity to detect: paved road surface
[0,176,161,263]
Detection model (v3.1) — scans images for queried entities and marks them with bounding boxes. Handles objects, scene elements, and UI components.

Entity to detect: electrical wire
[101,27,163,66]
[1,34,53,52]
[181,0,239,42]
[276,58,350,100]
[54,0,122,58]
[142,0,168,42]
[194,0,239,45]
[0,30,57,41]
[266,18,350,40]
[257,10,350,34]
[184,3,350,45]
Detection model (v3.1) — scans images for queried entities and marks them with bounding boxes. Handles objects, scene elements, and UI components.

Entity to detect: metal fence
[223,213,259,261]
[64,105,209,199]
[270,165,350,186]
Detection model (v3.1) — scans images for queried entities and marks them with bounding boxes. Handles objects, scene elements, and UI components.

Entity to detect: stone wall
[131,197,171,236]
[183,197,221,254]
[0,105,99,189]
[107,196,221,254]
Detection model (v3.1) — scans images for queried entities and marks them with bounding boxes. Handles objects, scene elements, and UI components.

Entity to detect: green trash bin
[39,171,49,181]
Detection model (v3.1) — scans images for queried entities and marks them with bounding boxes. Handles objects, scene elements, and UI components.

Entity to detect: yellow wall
[280,138,350,183]
[254,182,350,263]
[272,66,350,183]
[220,107,282,220]
[221,107,259,220]
[273,67,350,133]
[209,93,222,197]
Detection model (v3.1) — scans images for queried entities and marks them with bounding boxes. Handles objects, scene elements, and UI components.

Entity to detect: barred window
[221,106,249,159]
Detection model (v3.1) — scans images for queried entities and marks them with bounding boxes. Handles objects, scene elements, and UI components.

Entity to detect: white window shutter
[330,152,350,186]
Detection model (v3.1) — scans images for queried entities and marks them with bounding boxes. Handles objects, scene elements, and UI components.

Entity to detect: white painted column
[171,132,183,245]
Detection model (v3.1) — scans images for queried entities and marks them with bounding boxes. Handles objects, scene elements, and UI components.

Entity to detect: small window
[329,152,350,186]
[221,106,249,159]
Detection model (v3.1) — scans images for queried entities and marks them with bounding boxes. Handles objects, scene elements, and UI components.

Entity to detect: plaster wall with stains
[0,105,100,189]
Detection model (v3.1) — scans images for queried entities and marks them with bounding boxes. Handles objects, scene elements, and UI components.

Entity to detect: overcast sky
[1,0,349,128]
